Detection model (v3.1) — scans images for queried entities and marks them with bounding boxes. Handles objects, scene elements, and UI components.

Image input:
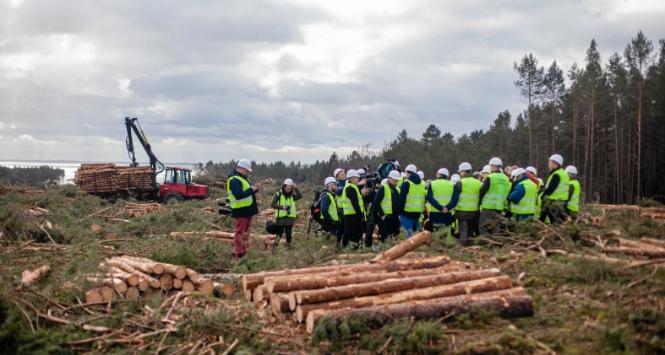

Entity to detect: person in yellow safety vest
[507,168,538,221]
[565,165,581,220]
[269,178,302,248]
[397,164,426,238]
[226,158,260,259]
[370,170,401,244]
[320,177,342,242]
[426,168,460,239]
[341,169,365,249]
[479,157,511,234]
[540,154,570,224]
[455,162,481,246]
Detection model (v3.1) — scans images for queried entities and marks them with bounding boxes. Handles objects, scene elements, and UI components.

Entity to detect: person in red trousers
[226,158,260,259]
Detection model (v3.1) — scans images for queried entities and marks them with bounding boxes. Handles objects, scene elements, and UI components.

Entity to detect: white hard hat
[237,158,252,172]
[381,178,389,186]
[357,168,366,175]
[565,165,578,175]
[283,178,294,186]
[346,169,360,178]
[451,174,461,184]
[511,168,526,178]
[333,168,344,178]
[436,168,449,178]
[324,177,337,186]
[481,165,491,174]
[417,170,425,179]
[458,162,472,172]
[549,154,564,166]
[400,172,407,177]
[388,170,401,180]
[489,157,503,166]
[405,164,418,173]
[526,166,537,175]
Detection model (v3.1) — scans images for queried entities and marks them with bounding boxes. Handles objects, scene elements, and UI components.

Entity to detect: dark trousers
[479,209,503,234]
[457,211,479,242]
[377,215,400,243]
[540,200,566,224]
[343,214,364,249]
[274,225,293,246]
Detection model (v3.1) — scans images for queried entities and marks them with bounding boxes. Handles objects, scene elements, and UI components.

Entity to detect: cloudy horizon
[1,0,664,164]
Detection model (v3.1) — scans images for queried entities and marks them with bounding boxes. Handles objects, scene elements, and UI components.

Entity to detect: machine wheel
[164,193,184,205]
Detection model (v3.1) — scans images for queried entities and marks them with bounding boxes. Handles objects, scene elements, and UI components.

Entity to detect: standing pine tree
[514,53,544,165]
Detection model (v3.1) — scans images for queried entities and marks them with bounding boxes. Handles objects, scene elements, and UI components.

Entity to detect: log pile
[125,202,161,217]
[85,256,215,304]
[75,164,154,194]
[604,237,665,258]
[589,204,665,224]
[240,231,533,334]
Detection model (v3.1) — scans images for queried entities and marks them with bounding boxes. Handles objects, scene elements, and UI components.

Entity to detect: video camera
[360,159,401,191]
[217,198,232,215]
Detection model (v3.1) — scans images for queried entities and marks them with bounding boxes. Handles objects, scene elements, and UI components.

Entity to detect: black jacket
[228,169,259,218]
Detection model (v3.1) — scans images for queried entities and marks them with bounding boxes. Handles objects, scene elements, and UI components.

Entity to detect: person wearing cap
[479,157,510,234]
[340,169,365,248]
[398,164,426,238]
[508,168,538,221]
[541,154,570,223]
[565,165,581,219]
[481,165,491,181]
[227,159,260,259]
[426,168,459,238]
[455,162,481,245]
[270,178,302,248]
[333,168,346,196]
[370,170,401,245]
[320,177,342,242]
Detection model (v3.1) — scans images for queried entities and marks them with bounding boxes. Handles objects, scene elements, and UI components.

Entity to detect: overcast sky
[1,0,663,164]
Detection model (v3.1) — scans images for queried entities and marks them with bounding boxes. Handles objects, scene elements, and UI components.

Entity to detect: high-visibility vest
[457,177,481,212]
[227,175,253,210]
[320,191,339,222]
[481,172,510,211]
[275,192,296,218]
[403,180,426,213]
[426,179,454,211]
[341,184,365,216]
[567,179,581,212]
[510,179,537,215]
[546,168,570,201]
[380,185,395,215]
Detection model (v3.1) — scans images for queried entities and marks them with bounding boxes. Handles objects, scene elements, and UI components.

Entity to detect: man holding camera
[226,159,260,259]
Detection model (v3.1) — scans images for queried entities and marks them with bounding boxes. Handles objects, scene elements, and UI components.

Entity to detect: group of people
[225,154,581,258]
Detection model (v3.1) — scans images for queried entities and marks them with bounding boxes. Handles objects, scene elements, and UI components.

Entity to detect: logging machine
[124,117,208,203]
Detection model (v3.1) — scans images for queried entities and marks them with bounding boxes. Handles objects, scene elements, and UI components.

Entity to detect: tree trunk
[614,97,620,203]
[241,255,451,292]
[572,91,578,166]
[292,269,501,307]
[637,81,643,200]
[371,231,432,262]
[125,287,140,300]
[296,275,513,323]
[604,246,665,258]
[306,288,533,333]
[265,263,466,293]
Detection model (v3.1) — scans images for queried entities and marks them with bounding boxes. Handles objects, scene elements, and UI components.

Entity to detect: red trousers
[233,216,252,256]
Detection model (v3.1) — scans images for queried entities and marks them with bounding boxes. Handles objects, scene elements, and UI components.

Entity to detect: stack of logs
[85,256,214,304]
[169,230,279,248]
[591,204,665,224]
[75,163,153,193]
[241,231,534,334]
[125,202,161,217]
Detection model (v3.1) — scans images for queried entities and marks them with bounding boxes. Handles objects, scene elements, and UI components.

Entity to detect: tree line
[0,166,65,186]
[198,31,665,204]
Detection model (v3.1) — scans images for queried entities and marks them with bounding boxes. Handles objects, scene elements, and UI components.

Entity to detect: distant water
[0,161,199,185]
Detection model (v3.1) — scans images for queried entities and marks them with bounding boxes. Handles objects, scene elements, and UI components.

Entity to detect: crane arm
[124,117,165,190]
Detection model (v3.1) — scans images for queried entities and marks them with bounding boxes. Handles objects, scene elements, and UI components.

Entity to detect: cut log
[99,286,117,303]
[293,269,502,307]
[125,287,140,300]
[241,255,451,293]
[87,277,128,294]
[618,238,665,251]
[216,283,236,297]
[20,265,51,287]
[244,289,252,302]
[296,275,513,323]
[173,278,183,289]
[159,274,174,290]
[85,288,104,304]
[604,246,665,258]
[152,263,187,279]
[196,279,215,295]
[186,269,200,283]
[270,293,291,316]
[372,231,432,263]
[561,252,633,266]
[640,237,665,249]
[102,260,160,288]
[265,264,466,293]
[103,267,139,287]
[306,287,533,333]
[253,285,267,304]
[181,280,196,293]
